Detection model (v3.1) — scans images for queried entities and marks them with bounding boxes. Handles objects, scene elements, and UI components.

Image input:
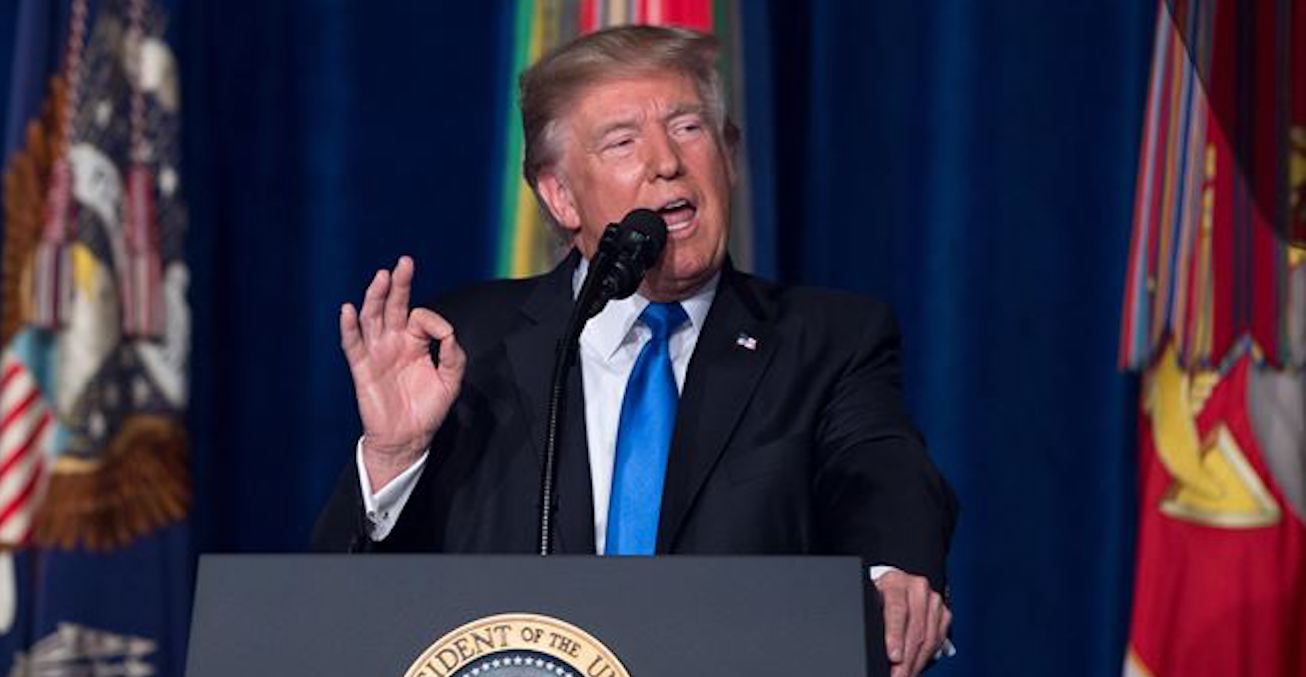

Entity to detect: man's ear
[535,171,582,234]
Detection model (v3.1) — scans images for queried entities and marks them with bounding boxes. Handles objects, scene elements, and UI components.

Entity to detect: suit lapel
[657,265,778,551]
[503,251,596,554]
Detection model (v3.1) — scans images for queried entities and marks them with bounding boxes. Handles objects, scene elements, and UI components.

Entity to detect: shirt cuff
[355,437,428,541]
[867,565,898,582]
[868,565,958,660]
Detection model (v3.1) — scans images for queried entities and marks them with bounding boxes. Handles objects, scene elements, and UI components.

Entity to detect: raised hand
[340,256,466,492]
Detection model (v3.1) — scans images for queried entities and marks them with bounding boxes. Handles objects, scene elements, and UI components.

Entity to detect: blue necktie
[605,302,688,556]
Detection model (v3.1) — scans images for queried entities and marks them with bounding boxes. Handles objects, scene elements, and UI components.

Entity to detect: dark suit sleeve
[812,303,958,592]
[311,461,375,553]
[311,436,450,553]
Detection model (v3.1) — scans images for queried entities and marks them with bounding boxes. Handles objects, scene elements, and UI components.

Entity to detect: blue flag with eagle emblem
[0,0,191,674]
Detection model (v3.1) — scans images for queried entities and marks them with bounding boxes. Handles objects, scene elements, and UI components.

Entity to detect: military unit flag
[1120,1,1306,675]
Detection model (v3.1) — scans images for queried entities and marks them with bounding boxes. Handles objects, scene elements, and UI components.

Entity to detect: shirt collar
[572,255,719,361]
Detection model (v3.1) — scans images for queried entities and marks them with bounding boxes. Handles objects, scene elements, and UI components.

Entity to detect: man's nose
[645,131,684,180]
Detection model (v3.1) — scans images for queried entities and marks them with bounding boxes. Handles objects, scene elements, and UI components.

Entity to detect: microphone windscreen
[619,208,668,264]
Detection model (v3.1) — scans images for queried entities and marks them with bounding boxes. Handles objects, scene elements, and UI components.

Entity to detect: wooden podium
[185,555,877,676]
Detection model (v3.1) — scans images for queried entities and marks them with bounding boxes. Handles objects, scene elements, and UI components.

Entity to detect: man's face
[536,71,734,301]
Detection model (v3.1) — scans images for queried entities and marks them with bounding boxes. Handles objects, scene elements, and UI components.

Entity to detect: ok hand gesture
[340,256,466,491]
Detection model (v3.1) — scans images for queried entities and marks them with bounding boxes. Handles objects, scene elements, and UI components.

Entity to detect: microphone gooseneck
[537,209,669,556]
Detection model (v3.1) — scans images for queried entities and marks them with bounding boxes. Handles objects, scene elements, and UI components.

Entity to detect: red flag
[1127,352,1306,675]
[1122,1,1306,674]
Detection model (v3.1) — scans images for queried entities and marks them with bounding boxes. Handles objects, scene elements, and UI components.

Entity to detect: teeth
[661,199,689,210]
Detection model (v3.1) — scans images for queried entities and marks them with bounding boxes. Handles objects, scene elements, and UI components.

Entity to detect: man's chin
[641,257,723,302]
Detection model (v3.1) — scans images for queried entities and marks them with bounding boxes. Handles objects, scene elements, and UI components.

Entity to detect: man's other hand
[875,570,951,677]
[341,256,466,491]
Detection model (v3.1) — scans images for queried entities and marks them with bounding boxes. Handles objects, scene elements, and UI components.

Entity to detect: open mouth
[656,198,697,231]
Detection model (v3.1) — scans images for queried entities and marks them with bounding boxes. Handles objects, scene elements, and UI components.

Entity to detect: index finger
[882,586,907,664]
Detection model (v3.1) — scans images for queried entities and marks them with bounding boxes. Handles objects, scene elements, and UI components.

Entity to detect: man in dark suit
[315,25,956,677]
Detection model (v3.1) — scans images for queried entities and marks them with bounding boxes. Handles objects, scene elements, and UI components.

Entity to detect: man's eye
[605,138,635,151]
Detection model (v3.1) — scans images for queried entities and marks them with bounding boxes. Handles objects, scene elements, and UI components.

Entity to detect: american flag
[0,352,51,546]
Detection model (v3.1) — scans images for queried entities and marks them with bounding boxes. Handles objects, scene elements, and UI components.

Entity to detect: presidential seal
[404,613,631,677]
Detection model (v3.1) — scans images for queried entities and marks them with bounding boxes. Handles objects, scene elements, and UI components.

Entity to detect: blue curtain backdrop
[178,1,509,551]
[132,1,1147,675]
[747,4,1154,676]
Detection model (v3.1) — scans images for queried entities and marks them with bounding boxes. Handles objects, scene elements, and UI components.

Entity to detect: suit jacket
[314,253,957,591]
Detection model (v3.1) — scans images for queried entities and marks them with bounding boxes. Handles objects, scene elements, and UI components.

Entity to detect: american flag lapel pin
[735,332,758,351]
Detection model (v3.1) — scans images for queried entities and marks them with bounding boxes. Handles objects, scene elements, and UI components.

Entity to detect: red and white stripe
[0,352,52,545]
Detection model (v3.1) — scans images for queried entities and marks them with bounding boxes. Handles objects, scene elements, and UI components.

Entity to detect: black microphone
[537,209,669,556]
[576,208,669,320]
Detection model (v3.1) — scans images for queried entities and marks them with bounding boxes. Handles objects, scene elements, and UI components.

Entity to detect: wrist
[361,436,426,490]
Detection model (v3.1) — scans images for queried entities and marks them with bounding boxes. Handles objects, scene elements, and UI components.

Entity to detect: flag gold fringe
[33,415,190,551]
